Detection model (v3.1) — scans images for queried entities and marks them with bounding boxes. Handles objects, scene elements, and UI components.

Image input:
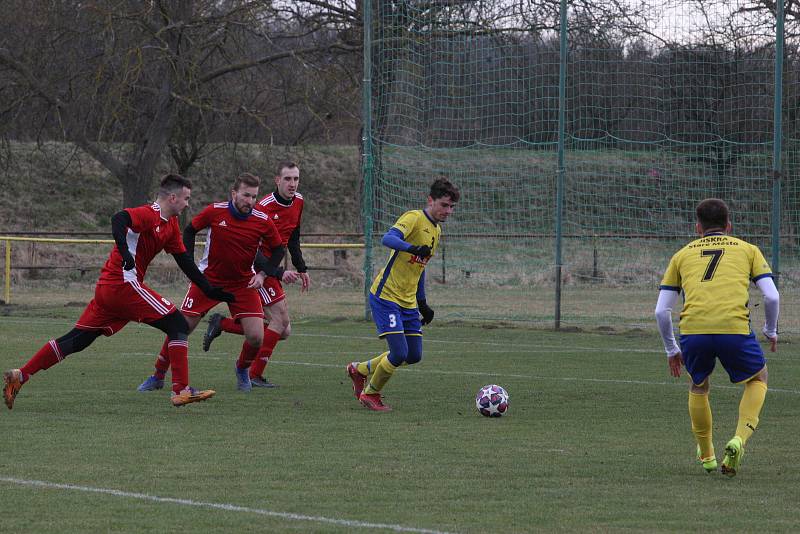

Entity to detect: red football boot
[347,362,366,399]
[359,392,391,412]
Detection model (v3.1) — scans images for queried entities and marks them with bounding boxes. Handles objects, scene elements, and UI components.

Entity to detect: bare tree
[0,0,361,206]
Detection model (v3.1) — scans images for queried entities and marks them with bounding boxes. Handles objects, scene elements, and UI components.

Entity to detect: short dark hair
[696,198,729,230]
[159,174,192,196]
[429,177,460,202]
[276,161,298,176]
[232,172,260,191]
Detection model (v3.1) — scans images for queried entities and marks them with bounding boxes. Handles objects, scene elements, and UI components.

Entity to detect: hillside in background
[0,143,362,236]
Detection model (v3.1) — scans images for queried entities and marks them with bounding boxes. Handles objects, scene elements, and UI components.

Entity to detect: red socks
[149,337,187,392]
[236,341,260,370]
[167,339,189,393]
[221,317,244,335]
[249,328,282,379]
[20,340,63,381]
[153,338,170,380]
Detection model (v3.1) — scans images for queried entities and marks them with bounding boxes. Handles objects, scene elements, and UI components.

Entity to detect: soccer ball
[475,384,509,417]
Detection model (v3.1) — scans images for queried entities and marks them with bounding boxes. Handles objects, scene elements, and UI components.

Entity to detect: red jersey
[97,203,185,286]
[257,192,304,246]
[193,202,283,286]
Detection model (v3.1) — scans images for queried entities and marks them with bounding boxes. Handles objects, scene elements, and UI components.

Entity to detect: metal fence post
[361,0,375,321]
[4,240,10,304]
[554,0,568,330]
[772,0,784,286]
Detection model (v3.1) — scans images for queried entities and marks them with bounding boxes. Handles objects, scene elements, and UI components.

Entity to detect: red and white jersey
[97,203,185,286]
[257,192,304,246]
[192,202,283,287]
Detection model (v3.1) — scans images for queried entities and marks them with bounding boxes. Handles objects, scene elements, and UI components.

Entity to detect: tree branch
[0,47,127,178]
[199,42,359,84]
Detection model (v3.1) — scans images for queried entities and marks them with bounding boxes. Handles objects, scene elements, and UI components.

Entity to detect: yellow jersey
[660,233,773,334]
[370,210,441,308]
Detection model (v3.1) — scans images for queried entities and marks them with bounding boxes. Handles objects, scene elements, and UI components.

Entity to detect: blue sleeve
[382,227,412,251]
[416,270,426,302]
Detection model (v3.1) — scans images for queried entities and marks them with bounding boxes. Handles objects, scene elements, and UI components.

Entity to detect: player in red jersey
[202,161,310,388]
[2,174,234,410]
[136,173,286,393]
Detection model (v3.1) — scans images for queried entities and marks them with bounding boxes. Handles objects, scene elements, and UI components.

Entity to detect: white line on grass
[116,352,800,395]
[5,318,794,392]
[123,347,635,356]
[1,317,789,357]
[0,476,456,534]
[1,317,655,352]
[296,332,665,352]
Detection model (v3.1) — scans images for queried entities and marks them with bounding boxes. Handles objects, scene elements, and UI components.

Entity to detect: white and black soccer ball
[475,384,509,417]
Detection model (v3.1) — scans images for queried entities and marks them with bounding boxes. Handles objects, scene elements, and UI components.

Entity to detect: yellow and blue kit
[660,232,773,384]
[371,209,440,309]
[370,210,440,337]
[660,232,772,334]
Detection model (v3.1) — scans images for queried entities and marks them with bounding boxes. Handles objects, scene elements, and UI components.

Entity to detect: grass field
[1,304,799,533]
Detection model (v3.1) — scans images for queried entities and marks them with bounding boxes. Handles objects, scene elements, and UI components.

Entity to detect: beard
[235,202,252,214]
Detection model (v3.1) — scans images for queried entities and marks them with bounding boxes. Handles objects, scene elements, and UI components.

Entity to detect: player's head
[275,160,300,200]
[695,198,731,234]
[427,178,459,223]
[157,173,193,217]
[231,173,260,215]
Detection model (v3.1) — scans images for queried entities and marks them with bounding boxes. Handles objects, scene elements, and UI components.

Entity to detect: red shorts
[179,283,264,320]
[75,281,177,336]
[257,277,285,307]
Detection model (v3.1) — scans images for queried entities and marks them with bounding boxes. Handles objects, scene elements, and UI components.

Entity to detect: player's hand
[667,352,683,378]
[418,300,434,325]
[247,272,266,289]
[120,249,136,270]
[282,270,299,284]
[767,335,778,353]
[762,327,778,353]
[407,245,431,258]
[205,286,236,303]
[298,272,311,293]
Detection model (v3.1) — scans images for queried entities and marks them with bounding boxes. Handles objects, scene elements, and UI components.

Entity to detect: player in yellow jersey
[347,178,460,411]
[655,198,779,476]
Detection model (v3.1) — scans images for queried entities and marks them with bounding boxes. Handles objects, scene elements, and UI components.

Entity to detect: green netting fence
[361,0,800,333]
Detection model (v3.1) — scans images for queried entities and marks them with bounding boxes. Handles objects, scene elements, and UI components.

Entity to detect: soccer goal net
[362,0,800,332]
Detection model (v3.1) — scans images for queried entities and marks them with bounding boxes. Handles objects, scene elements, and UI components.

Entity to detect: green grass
[1,309,799,532]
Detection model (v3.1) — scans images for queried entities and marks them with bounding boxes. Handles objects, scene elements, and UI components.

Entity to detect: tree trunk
[119,170,156,208]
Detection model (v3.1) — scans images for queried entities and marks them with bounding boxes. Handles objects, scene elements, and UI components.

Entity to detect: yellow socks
[357,352,388,377]
[687,378,767,461]
[688,392,714,459]
[736,379,767,445]
[363,355,397,395]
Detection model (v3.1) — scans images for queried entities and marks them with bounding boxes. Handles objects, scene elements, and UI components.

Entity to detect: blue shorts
[369,293,422,337]
[679,332,766,385]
